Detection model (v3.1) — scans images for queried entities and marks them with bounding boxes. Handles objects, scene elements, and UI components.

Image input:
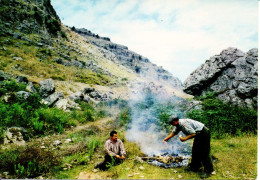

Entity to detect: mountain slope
[0,0,184,100]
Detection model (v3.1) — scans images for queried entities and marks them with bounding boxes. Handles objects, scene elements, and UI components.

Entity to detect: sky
[52,0,258,82]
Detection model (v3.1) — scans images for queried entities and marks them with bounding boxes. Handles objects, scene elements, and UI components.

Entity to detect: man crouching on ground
[95,130,126,170]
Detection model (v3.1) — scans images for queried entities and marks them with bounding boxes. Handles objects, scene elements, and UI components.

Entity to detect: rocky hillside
[74,28,183,89]
[183,47,258,108]
[0,0,184,106]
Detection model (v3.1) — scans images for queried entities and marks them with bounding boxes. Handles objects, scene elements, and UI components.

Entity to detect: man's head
[110,130,118,142]
[168,115,179,126]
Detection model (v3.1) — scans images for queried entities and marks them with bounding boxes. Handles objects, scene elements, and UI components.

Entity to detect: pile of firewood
[139,154,188,164]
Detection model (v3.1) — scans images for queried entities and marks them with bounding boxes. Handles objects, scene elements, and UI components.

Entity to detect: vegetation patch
[187,93,257,138]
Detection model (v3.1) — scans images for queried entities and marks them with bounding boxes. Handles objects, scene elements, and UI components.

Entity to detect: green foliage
[96,109,109,118]
[86,138,101,160]
[46,16,61,35]
[36,107,72,133]
[0,79,74,138]
[0,146,60,178]
[0,80,26,96]
[187,93,257,138]
[71,102,96,123]
[14,160,38,178]
[117,107,131,128]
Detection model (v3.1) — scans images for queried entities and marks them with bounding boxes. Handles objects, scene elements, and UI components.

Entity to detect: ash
[148,152,191,168]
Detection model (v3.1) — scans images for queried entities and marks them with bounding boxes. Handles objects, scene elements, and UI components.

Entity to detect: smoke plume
[125,80,191,156]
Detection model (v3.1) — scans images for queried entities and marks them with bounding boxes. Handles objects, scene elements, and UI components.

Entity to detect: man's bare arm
[163,133,175,142]
[180,134,196,142]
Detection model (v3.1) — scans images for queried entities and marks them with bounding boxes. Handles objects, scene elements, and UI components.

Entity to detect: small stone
[173,170,178,173]
[93,169,98,173]
[64,138,72,143]
[140,176,144,178]
[53,140,62,146]
[40,146,46,149]
[63,168,68,170]
[211,171,216,175]
[178,175,183,178]
[128,174,133,177]
[139,166,145,170]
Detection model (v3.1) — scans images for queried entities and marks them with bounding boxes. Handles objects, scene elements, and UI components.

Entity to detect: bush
[0,80,26,96]
[36,107,72,133]
[187,94,257,137]
[86,138,101,160]
[0,146,60,178]
[0,79,74,137]
[117,107,131,128]
[71,102,96,123]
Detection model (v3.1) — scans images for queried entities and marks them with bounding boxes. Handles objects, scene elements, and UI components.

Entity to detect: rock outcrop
[0,0,61,36]
[4,127,26,145]
[183,47,258,108]
[74,28,183,90]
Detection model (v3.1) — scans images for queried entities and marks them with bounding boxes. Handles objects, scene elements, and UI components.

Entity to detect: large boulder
[26,82,37,93]
[39,78,55,98]
[183,47,258,108]
[16,91,32,99]
[44,92,64,106]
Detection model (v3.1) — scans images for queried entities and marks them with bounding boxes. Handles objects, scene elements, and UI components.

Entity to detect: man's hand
[115,155,125,159]
[115,155,121,159]
[162,139,168,143]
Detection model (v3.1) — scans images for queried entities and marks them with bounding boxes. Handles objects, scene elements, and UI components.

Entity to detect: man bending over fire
[95,130,126,170]
[163,115,214,178]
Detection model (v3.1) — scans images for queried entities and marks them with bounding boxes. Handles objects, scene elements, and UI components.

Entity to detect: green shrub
[86,138,101,160]
[117,107,131,128]
[0,80,73,137]
[36,107,72,133]
[0,146,60,178]
[187,94,257,138]
[0,80,26,96]
[71,102,96,123]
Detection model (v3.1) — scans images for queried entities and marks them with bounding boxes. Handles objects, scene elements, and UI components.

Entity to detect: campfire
[139,152,191,168]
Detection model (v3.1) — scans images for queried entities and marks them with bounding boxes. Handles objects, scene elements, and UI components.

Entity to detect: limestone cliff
[183,47,258,108]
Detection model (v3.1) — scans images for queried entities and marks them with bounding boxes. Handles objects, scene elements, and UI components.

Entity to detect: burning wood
[139,154,187,164]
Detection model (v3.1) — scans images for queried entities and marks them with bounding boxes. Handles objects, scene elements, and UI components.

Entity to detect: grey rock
[55,98,69,110]
[16,76,28,83]
[53,140,62,146]
[39,78,55,98]
[69,91,83,102]
[44,92,64,106]
[26,82,37,93]
[16,91,32,99]
[82,87,95,94]
[0,71,10,81]
[89,91,102,99]
[12,56,23,61]
[83,94,91,103]
[183,48,258,108]
[4,127,25,145]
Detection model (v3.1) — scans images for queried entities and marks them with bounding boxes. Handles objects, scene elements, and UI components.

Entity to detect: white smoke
[125,80,191,156]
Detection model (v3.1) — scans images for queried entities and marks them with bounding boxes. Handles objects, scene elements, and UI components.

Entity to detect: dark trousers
[190,127,213,173]
[95,154,123,170]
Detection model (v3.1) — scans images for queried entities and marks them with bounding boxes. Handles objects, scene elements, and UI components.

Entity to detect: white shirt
[105,139,126,157]
[172,119,204,135]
